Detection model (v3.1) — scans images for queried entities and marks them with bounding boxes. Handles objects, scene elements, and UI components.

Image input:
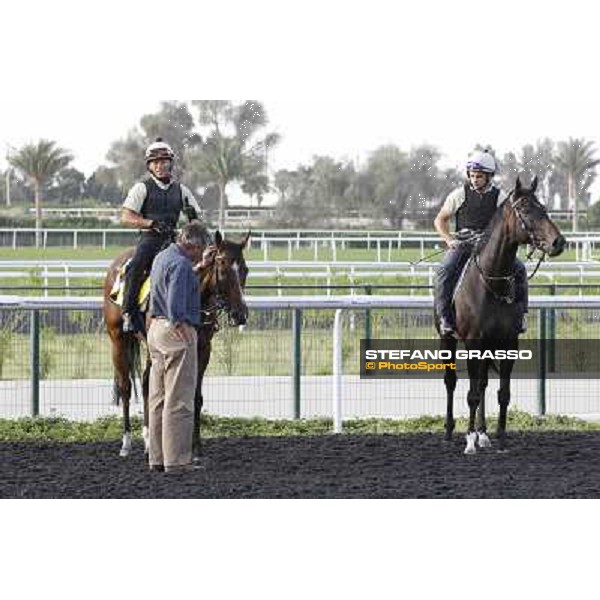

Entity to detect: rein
[471,188,548,301]
[198,255,226,330]
[507,189,549,280]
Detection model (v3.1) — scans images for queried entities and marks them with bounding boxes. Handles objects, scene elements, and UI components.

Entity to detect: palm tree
[192,100,279,231]
[9,140,72,247]
[554,138,600,231]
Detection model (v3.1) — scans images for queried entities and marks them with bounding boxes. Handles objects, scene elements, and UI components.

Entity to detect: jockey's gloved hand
[183,206,198,221]
[150,220,172,235]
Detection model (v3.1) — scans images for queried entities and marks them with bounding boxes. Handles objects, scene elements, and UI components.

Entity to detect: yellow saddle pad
[109,259,151,311]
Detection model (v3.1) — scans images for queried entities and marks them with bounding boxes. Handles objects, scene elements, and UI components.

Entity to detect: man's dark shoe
[149,464,165,473]
[165,464,199,474]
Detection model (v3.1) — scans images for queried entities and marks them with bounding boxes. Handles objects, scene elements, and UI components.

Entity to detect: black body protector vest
[140,178,183,232]
[455,183,499,231]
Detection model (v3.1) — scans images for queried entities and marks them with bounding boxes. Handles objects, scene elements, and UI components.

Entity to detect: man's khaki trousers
[147,320,198,469]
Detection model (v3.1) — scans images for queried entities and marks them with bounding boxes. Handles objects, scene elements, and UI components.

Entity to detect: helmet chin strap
[147,164,173,184]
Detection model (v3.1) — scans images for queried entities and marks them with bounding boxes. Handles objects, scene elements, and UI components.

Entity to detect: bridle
[198,251,226,330]
[507,191,546,254]
[197,250,246,330]
[473,188,548,302]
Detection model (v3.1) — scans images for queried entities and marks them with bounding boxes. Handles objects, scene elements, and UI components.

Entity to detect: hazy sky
[1,1,597,191]
[2,93,598,178]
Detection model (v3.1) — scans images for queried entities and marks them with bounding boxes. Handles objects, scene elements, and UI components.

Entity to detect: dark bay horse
[103,230,250,458]
[436,176,566,454]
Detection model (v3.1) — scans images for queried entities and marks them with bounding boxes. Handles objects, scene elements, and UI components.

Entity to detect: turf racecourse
[2,431,600,498]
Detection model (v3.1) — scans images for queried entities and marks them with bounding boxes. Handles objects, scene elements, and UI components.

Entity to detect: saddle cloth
[109,258,151,311]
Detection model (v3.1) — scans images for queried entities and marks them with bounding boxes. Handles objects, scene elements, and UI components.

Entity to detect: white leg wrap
[119,432,132,457]
[464,432,477,455]
[477,432,491,448]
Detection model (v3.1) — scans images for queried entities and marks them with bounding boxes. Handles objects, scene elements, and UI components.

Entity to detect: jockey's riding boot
[439,315,457,337]
[122,312,133,333]
[122,309,145,335]
[518,314,528,334]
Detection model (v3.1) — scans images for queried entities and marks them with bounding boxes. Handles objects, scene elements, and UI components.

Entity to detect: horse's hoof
[477,432,492,448]
[464,432,477,455]
[119,449,130,458]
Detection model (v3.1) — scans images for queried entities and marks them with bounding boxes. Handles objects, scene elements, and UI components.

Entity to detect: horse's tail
[112,332,142,406]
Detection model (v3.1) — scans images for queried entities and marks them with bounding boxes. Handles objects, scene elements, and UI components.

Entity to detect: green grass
[0,410,598,442]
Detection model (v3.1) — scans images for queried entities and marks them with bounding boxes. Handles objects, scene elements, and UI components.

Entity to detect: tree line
[2,100,600,239]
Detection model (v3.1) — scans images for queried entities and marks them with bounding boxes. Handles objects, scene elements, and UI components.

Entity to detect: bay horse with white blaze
[436,176,566,454]
[103,229,249,459]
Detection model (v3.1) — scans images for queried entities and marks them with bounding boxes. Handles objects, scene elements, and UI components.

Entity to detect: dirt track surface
[1,432,599,498]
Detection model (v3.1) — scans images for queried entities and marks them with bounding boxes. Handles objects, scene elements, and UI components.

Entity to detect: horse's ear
[531,175,538,192]
[241,230,251,248]
[215,230,223,246]
[515,175,522,193]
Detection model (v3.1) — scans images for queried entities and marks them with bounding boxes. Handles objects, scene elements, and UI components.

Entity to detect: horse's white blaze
[477,432,491,448]
[119,432,132,457]
[464,432,477,455]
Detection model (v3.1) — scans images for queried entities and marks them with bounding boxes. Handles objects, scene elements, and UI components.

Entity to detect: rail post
[292,308,302,419]
[537,308,547,416]
[548,283,556,372]
[364,285,372,344]
[30,309,40,417]
[333,309,344,433]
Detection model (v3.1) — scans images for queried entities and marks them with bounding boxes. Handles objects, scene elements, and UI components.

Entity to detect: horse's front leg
[120,392,132,457]
[141,356,151,456]
[112,338,133,458]
[441,337,457,441]
[465,356,484,455]
[497,358,515,452]
[192,337,211,463]
[192,374,204,462]
[475,359,491,448]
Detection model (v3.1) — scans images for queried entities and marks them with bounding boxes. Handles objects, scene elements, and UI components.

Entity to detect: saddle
[109,258,151,312]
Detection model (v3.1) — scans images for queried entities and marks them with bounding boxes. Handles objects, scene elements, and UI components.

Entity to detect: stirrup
[518,315,528,334]
[439,317,456,337]
[123,311,145,334]
[122,313,133,333]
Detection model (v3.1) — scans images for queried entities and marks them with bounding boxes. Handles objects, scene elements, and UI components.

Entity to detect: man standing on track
[147,222,215,474]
